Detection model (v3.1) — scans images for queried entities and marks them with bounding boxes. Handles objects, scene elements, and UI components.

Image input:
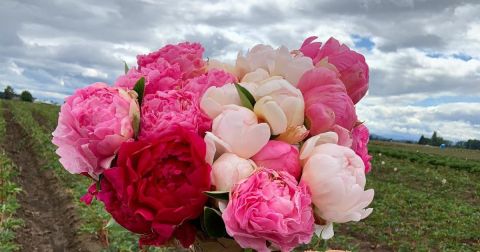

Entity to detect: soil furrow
[1,105,101,252]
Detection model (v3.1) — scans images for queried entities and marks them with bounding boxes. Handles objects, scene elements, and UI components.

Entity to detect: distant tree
[4,86,15,99]
[465,139,480,150]
[418,135,429,145]
[430,131,445,146]
[20,90,34,102]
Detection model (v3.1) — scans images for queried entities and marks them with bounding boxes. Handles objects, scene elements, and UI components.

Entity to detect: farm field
[0,100,479,251]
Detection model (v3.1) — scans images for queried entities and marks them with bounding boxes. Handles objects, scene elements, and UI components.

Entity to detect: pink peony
[211,153,256,192]
[223,169,315,252]
[351,124,372,173]
[184,68,237,96]
[52,83,139,178]
[299,36,369,104]
[300,135,374,239]
[137,42,206,80]
[298,67,357,135]
[139,90,211,140]
[251,140,301,180]
[114,58,183,95]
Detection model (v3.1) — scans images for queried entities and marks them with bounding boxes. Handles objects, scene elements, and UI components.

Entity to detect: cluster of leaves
[0,102,24,252]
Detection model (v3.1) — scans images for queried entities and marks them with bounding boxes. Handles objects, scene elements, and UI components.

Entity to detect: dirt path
[1,106,102,252]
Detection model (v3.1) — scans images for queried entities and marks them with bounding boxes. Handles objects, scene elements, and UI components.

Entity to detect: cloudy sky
[1,0,479,141]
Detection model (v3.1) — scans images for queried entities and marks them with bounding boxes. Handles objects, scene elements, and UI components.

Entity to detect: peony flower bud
[211,153,256,191]
[252,140,301,180]
[200,83,242,119]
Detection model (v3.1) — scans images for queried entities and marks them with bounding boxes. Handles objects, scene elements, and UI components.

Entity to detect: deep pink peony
[222,169,315,252]
[184,68,237,96]
[114,58,183,95]
[96,126,211,247]
[139,90,211,140]
[352,124,372,173]
[137,42,206,80]
[298,67,357,135]
[300,36,369,104]
[251,140,302,180]
[52,83,139,178]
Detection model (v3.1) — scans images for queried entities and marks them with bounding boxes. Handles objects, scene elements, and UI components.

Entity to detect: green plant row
[3,101,148,252]
[0,101,24,252]
[369,144,480,173]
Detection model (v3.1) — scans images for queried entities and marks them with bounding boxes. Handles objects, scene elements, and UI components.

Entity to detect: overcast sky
[1,0,479,141]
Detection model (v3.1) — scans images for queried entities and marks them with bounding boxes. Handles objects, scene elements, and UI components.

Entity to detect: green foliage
[3,86,15,100]
[234,83,255,110]
[0,102,24,252]
[20,91,34,102]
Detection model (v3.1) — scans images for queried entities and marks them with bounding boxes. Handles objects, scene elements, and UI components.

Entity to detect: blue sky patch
[414,95,480,106]
[351,34,375,51]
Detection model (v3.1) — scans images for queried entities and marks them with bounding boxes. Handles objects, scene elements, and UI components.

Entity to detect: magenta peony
[114,58,183,95]
[184,68,237,96]
[137,41,206,80]
[299,36,369,104]
[298,67,357,135]
[352,124,373,173]
[222,168,315,252]
[52,83,139,178]
[97,126,211,247]
[139,90,211,140]
[251,140,301,180]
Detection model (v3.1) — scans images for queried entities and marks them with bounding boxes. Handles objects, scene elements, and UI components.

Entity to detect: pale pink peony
[52,83,140,178]
[184,68,237,96]
[300,133,374,239]
[211,153,256,192]
[114,58,183,95]
[137,42,206,80]
[298,67,357,135]
[207,105,270,159]
[299,37,369,104]
[351,124,372,173]
[139,90,211,140]
[223,169,315,252]
[251,140,301,180]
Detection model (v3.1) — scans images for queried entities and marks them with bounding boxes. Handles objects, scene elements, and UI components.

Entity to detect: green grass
[3,100,480,251]
[0,101,24,252]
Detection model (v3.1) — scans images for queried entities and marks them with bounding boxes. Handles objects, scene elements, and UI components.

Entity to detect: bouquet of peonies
[52,36,374,252]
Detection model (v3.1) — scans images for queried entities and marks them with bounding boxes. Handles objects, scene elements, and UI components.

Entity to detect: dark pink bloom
[300,36,369,104]
[298,67,357,135]
[351,124,373,173]
[184,68,237,96]
[251,140,302,180]
[139,90,211,140]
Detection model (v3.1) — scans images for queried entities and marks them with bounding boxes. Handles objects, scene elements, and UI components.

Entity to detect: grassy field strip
[3,100,150,252]
[0,102,24,252]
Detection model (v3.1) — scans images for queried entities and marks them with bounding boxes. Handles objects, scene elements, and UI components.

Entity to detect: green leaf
[204,191,229,201]
[124,61,129,74]
[132,112,140,139]
[234,83,255,110]
[104,217,118,229]
[203,207,227,238]
[133,77,145,106]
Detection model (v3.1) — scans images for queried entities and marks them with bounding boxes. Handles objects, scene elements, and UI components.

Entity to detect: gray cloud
[0,0,479,140]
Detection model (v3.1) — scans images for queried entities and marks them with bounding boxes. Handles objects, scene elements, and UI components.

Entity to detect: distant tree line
[0,85,34,102]
[418,131,480,150]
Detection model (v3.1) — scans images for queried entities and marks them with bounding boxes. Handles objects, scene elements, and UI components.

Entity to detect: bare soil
[1,106,102,252]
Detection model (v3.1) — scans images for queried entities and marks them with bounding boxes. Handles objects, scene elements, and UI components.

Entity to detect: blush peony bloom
[200,83,243,119]
[139,90,211,140]
[299,36,369,104]
[222,169,315,252]
[211,153,256,191]
[184,68,237,96]
[234,45,313,86]
[251,140,301,180]
[96,127,211,247]
[253,78,305,137]
[207,105,270,159]
[351,124,372,173]
[298,67,357,135]
[137,42,206,80]
[300,132,374,239]
[52,83,139,178]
